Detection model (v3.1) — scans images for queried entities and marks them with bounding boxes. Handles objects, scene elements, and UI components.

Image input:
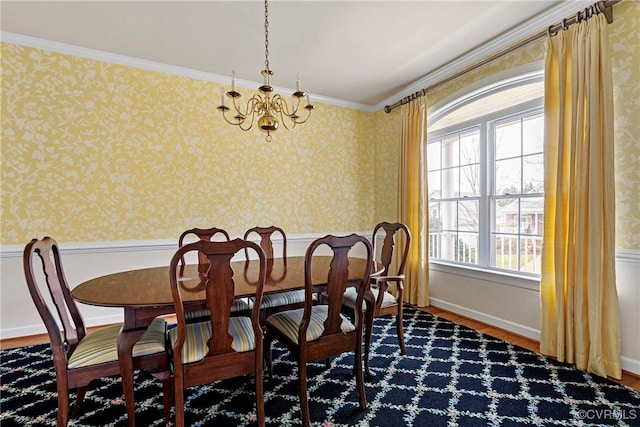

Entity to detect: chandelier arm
[277,109,295,130]
[238,112,257,132]
[272,94,304,119]
[290,107,313,125]
[220,111,243,126]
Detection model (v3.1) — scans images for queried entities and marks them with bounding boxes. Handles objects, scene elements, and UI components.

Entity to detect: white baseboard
[429,297,541,340]
[620,356,640,377]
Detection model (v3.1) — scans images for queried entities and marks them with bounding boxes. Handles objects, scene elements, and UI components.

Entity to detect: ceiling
[1,1,575,109]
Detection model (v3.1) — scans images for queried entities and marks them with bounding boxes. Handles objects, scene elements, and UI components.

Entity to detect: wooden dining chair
[178,227,252,319]
[23,237,172,427]
[265,234,373,427]
[243,226,306,322]
[167,238,267,427]
[342,222,411,359]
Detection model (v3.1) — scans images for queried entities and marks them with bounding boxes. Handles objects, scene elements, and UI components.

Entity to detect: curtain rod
[384,0,622,114]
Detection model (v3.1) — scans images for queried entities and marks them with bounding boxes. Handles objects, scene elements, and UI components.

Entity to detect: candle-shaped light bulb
[220,87,225,106]
[231,70,236,92]
[306,93,311,106]
[296,72,301,92]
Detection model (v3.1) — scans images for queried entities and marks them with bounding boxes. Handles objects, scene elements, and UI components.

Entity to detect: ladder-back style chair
[23,237,172,427]
[265,234,373,427]
[243,226,306,321]
[167,238,267,427]
[342,222,411,358]
[178,227,252,319]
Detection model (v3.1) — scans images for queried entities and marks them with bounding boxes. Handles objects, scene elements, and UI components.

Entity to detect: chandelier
[217,0,315,142]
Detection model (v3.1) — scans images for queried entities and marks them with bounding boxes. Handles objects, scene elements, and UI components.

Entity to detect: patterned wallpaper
[1,1,637,249]
[1,45,378,244]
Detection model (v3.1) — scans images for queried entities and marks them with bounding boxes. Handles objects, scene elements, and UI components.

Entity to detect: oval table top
[72,256,375,309]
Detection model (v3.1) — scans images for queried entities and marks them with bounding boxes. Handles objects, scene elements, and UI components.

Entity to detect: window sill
[429,260,540,291]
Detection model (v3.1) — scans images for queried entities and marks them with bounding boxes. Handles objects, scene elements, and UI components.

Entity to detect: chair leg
[364,307,376,377]
[255,356,265,427]
[174,376,185,427]
[355,336,367,410]
[396,307,407,355]
[160,375,173,425]
[265,332,274,377]
[57,386,70,427]
[297,360,311,427]
[71,386,87,417]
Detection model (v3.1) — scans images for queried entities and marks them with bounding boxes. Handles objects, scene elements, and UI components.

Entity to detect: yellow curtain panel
[398,99,430,307]
[540,13,621,379]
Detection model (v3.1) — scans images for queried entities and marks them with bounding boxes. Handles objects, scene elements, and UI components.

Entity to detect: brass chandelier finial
[217,0,315,142]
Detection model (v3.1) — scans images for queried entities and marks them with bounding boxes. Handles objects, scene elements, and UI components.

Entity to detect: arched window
[427,65,544,277]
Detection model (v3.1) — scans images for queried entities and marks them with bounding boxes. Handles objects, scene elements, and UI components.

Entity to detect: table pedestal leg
[117,328,145,427]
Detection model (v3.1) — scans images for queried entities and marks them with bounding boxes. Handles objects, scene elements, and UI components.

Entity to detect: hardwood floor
[2,307,638,391]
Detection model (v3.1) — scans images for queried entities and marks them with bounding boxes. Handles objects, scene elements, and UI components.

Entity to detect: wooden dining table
[71,255,378,427]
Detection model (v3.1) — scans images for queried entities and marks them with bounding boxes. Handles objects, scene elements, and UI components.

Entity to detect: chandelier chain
[264,0,270,72]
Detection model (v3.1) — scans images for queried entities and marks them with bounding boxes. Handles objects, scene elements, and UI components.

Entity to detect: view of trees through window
[427,74,544,276]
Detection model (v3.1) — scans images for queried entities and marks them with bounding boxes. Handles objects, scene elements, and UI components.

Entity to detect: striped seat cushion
[266,305,355,344]
[184,298,253,322]
[342,287,396,310]
[167,316,256,364]
[260,290,306,309]
[67,317,167,369]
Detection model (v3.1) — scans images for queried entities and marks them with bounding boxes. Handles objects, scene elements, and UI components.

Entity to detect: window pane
[493,198,518,233]
[459,200,479,232]
[457,232,479,264]
[429,202,443,258]
[493,234,544,274]
[442,168,458,198]
[428,170,441,199]
[429,231,442,258]
[523,113,544,155]
[495,119,521,159]
[495,157,521,195]
[442,135,459,168]
[459,164,480,196]
[460,131,479,165]
[523,154,543,194]
[427,141,441,170]
[519,235,543,274]
[429,202,442,231]
[441,201,458,231]
[520,197,544,235]
[492,234,520,271]
[440,231,458,262]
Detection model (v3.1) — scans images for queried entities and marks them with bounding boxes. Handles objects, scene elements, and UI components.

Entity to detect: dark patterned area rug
[1,307,639,426]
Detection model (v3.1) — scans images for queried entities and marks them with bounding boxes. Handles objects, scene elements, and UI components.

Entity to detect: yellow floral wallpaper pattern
[1,44,378,244]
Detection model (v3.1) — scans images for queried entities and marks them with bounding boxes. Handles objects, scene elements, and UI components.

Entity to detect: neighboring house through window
[427,65,544,277]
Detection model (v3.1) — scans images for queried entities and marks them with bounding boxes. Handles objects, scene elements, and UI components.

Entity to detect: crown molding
[0,31,374,113]
[373,0,593,112]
